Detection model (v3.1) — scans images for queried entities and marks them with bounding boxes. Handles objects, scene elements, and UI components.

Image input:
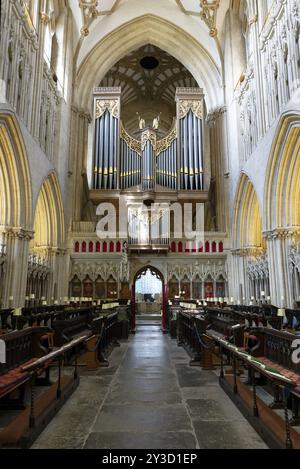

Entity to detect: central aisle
[33,325,267,449]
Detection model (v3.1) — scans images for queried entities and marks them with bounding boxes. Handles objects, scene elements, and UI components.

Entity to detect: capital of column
[206,106,226,127]
[263,226,300,240]
[5,227,34,241]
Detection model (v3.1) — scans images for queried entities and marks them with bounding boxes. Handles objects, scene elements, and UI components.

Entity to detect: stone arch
[0,112,32,230]
[75,15,223,113]
[32,171,65,250]
[232,173,264,250]
[133,264,164,284]
[264,112,300,231]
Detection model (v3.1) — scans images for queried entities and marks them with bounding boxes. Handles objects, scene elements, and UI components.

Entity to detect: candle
[251,296,254,300]
[267,296,271,301]
[13,307,22,316]
[261,291,265,297]
[249,301,253,306]
[54,300,58,305]
[230,297,234,303]
[42,301,47,305]
[277,308,285,317]
[30,294,35,299]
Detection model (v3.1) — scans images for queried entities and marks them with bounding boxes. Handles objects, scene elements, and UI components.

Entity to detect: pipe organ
[141,129,156,191]
[120,124,142,189]
[92,87,205,192]
[176,88,204,190]
[156,122,177,189]
[93,88,121,190]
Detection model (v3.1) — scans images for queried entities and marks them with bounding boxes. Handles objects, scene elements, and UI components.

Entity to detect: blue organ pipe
[184,115,189,189]
[188,111,194,190]
[180,119,184,189]
[104,110,109,190]
[198,117,203,189]
[193,113,198,190]
[99,115,104,189]
[94,118,98,189]
[114,117,118,189]
[109,113,114,189]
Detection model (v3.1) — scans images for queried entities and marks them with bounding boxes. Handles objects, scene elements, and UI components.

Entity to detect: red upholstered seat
[0,359,37,397]
[257,356,300,387]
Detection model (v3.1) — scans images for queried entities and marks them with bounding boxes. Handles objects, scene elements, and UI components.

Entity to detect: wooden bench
[210,327,300,448]
[51,308,95,346]
[0,327,50,406]
[0,333,88,448]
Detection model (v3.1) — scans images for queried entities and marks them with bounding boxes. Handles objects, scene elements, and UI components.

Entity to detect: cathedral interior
[0,0,300,452]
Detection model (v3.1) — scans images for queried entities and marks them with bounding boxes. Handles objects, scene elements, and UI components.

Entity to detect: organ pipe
[156,123,177,190]
[176,87,204,190]
[120,123,141,189]
[93,87,205,193]
[92,88,121,190]
[141,129,156,191]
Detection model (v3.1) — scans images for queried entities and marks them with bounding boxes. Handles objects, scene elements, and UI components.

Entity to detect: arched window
[96,241,100,252]
[219,241,223,253]
[103,241,107,253]
[109,241,114,253]
[82,241,86,253]
[116,241,121,252]
[74,241,79,253]
[178,242,183,253]
[171,241,176,253]
[205,241,210,253]
[212,241,217,253]
[89,241,94,253]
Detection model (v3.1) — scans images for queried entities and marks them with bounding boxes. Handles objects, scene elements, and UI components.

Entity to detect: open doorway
[132,266,167,333]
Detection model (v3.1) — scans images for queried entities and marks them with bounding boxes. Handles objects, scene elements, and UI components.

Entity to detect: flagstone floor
[32,324,267,449]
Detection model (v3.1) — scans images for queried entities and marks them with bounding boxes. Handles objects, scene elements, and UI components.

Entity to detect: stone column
[265,229,294,308]
[47,247,69,302]
[32,11,49,138]
[69,107,90,221]
[230,249,250,303]
[206,107,229,232]
[247,1,266,137]
[2,227,34,308]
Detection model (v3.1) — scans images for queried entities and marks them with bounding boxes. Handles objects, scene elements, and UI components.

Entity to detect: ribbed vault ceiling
[99,44,197,138]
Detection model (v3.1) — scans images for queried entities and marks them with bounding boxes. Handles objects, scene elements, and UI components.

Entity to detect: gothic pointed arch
[232,173,264,252]
[0,112,32,230]
[75,15,223,112]
[264,112,300,231]
[32,171,65,251]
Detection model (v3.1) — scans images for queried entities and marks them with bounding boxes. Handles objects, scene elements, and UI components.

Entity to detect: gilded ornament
[156,126,177,155]
[120,124,142,155]
[179,100,203,119]
[95,99,119,119]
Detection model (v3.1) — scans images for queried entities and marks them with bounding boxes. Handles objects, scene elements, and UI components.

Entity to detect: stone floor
[32,325,268,449]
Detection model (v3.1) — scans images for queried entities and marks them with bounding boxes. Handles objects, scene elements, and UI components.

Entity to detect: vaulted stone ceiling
[99,44,197,138]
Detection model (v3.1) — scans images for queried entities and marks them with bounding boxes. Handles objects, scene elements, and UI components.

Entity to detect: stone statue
[152,114,160,130]
[137,113,145,130]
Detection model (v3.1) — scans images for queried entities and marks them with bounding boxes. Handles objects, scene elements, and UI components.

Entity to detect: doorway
[132,266,167,333]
